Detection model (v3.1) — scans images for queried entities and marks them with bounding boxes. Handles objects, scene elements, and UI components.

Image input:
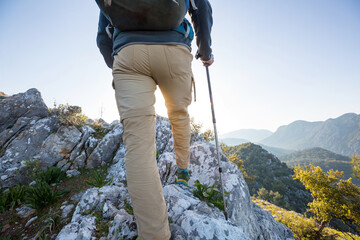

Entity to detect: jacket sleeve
[96,12,114,68]
[189,0,213,61]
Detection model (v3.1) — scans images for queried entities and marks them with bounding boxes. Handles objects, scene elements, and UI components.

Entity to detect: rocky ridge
[0,89,294,239]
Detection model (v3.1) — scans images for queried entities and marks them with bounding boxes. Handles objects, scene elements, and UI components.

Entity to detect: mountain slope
[279,147,360,186]
[260,113,360,156]
[227,143,311,213]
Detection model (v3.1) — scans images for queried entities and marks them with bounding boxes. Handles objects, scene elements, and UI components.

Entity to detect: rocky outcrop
[0,88,49,133]
[1,89,294,239]
[0,89,124,188]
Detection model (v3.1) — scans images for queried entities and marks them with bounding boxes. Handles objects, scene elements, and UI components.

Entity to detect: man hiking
[96,0,213,239]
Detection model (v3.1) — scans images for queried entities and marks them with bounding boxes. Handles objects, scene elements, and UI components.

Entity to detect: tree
[190,117,202,134]
[352,154,360,179]
[200,129,215,142]
[294,164,360,237]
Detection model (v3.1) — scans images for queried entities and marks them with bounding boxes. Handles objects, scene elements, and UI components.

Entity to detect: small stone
[66,169,81,178]
[61,201,69,209]
[61,204,75,219]
[25,216,38,227]
[29,180,36,186]
[1,175,8,180]
[16,206,36,219]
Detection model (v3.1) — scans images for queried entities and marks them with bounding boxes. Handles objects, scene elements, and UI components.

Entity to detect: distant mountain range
[279,147,360,186]
[221,113,360,157]
[260,113,360,156]
[220,129,273,143]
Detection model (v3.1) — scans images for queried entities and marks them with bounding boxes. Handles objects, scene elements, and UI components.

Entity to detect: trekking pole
[205,66,228,220]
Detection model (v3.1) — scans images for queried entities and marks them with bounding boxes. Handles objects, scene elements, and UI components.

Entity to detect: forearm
[189,0,213,61]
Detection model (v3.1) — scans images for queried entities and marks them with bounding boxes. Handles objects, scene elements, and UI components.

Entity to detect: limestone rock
[107,210,138,240]
[0,116,33,149]
[72,151,86,169]
[156,115,174,154]
[86,124,124,168]
[0,117,59,188]
[55,215,96,240]
[189,142,262,239]
[69,125,95,162]
[84,136,99,157]
[38,125,82,167]
[58,185,132,240]
[158,152,177,185]
[164,184,250,240]
[252,202,294,240]
[0,88,49,133]
[107,144,126,184]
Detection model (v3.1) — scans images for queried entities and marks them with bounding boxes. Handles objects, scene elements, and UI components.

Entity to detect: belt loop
[192,76,196,102]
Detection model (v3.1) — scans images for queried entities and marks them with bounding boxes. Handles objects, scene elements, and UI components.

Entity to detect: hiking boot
[176,168,190,186]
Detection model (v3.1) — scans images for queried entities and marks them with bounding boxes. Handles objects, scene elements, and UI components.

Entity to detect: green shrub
[90,120,110,139]
[25,182,68,209]
[8,185,27,210]
[253,199,352,240]
[37,167,66,185]
[0,148,5,157]
[193,180,228,212]
[94,204,110,238]
[275,211,319,240]
[85,169,112,188]
[200,129,215,142]
[0,235,11,240]
[124,200,133,215]
[0,190,8,213]
[37,232,48,240]
[0,185,27,211]
[23,159,42,180]
[256,188,290,209]
[50,103,87,127]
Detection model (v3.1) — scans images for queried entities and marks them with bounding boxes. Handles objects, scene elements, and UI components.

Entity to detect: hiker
[96,0,213,239]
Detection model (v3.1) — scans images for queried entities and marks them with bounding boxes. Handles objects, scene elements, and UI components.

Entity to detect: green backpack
[95,0,190,31]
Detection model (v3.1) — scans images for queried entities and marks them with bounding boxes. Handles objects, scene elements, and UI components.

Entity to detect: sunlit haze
[1,0,359,134]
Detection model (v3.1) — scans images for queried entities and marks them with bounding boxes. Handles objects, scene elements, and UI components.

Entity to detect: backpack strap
[190,0,198,10]
[105,24,114,39]
[174,19,194,40]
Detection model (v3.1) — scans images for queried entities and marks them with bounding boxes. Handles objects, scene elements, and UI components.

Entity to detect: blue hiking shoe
[176,168,190,186]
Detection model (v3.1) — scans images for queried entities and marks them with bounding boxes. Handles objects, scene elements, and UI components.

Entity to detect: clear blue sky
[1,0,359,133]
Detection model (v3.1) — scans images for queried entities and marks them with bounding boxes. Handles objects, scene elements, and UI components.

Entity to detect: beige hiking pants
[113,44,193,240]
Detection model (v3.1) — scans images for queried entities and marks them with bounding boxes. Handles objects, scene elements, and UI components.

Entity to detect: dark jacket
[96,0,213,68]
